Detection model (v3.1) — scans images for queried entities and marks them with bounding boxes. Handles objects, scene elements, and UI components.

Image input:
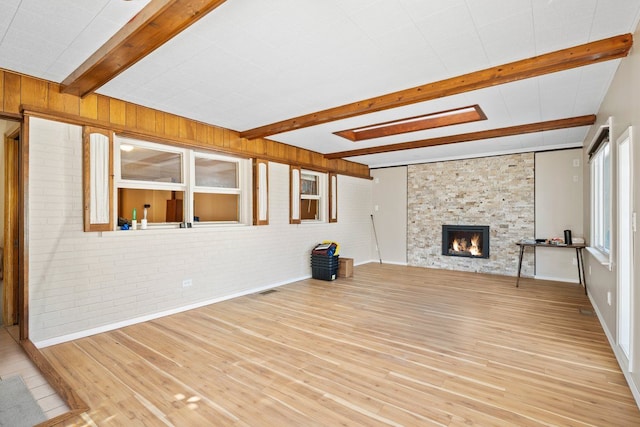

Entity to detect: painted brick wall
[28,118,372,344]
[407,153,535,276]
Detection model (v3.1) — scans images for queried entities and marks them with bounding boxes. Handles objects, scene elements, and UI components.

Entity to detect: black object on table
[515,242,587,294]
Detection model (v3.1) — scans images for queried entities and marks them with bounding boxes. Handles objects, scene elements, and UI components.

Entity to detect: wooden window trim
[289,165,301,224]
[253,159,269,225]
[329,172,337,223]
[588,117,612,160]
[83,127,114,232]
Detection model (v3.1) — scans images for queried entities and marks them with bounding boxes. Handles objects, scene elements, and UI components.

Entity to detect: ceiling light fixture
[334,105,487,142]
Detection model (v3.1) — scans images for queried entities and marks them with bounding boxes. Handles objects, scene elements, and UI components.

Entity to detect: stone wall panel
[407,153,534,276]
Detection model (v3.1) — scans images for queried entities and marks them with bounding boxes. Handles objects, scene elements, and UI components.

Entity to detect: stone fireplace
[442,225,490,258]
[407,152,534,276]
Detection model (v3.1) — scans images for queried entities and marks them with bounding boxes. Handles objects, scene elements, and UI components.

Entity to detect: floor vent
[259,289,278,296]
[579,307,596,316]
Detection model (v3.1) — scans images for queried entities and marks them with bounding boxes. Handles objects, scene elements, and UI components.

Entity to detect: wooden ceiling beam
[240,34,631,140]
[61,0,227,98]
[323,115,596,159]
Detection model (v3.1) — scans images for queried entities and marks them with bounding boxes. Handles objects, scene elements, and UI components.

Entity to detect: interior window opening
[118,189,185,224]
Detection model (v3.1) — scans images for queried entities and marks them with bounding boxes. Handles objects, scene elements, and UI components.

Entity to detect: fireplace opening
[442,225,490,259]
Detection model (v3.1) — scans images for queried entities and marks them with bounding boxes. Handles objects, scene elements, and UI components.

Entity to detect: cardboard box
[338,257,353,278]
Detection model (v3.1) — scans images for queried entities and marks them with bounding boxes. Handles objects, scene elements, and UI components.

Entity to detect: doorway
[1,119,20,330]
[617,126,634,369]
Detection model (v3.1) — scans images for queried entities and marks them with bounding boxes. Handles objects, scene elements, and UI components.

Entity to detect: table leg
[516,245,525,287]
[577,248,587,295]
[575,248,583,285]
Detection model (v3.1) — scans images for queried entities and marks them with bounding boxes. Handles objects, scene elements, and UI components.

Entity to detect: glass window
[193,154,243,224]
[591,141,611,254]
[195,157,237,188]
[301,173,319,195]
[194,193,239,222]
[119,189,185,223]
[115,137,250,228]
[300,171,326,222]
[120,145,183,183]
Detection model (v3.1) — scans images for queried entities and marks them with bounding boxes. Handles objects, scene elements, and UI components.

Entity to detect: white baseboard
[379,260,408,266]
[589,294,640,410]
[33,275,311,348]
[360,259,407,266]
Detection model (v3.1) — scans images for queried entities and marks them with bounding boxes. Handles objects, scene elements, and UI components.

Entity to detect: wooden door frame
[1,116,27,340]
[2,126,18,327]
[616,126,635,370]
[19,117,28,340]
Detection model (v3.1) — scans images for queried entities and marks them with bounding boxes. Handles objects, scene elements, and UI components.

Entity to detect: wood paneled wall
[0,69,370,179]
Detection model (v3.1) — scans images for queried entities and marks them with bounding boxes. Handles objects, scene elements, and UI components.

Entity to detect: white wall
[581,21,640,405]
[28,118,373,345]
[534,149,584,282]
[370,154,585,278]
[370,167,407,265]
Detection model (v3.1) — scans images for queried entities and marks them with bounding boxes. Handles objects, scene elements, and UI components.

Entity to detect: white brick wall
[28,118,373,345]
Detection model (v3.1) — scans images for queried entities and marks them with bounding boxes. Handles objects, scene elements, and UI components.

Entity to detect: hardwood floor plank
[40,264,640,426]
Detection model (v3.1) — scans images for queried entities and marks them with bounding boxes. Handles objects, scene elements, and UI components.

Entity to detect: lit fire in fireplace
[442,225,489,258]
[451,233,482,256]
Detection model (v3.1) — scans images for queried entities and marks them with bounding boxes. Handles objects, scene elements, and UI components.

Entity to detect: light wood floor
[0,325,69,420]
[40,263,639,426]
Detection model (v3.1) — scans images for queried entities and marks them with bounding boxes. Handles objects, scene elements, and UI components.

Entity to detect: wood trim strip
[240,34,632,139]
[21,339,89,427]
[328,172,337,223]
[253,159,269,226]
[82,127,115,232]
[62,0,228,97]
[19,117,28,340]
[324,115,597,159]
[3,128,19,327]
[289,165,301,224]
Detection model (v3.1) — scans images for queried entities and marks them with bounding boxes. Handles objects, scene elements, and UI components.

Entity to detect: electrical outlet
[572,257,577,266]
[573,159,580,167]
[182,279,192,288]
[607,291,612,306]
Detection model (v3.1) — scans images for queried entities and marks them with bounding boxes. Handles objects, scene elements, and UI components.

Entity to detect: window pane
[301,199,319,220]
[594,157,602,248]
[301,174,319,195]
[121,146,182,183]
[591,141,611,254]
[194,193,239,222]
[118,188,184,223]
[195,157,238,188]
[603,144,611,251]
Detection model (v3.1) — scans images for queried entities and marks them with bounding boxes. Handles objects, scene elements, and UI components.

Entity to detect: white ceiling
[1,0,640,168]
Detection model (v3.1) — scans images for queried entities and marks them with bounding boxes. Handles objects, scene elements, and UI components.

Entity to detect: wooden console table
[516,242,587,294]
